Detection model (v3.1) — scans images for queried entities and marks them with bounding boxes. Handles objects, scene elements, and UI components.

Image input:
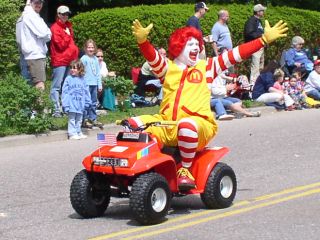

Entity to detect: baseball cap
[57,5,71,14]
[253,4,266,12]
[314,59,320,66]
[195,2,209,11]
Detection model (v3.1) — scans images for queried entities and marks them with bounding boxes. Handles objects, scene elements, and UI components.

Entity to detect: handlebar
[116,120,177,132]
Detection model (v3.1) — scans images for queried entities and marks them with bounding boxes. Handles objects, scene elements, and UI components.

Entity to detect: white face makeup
[176,37,200,67]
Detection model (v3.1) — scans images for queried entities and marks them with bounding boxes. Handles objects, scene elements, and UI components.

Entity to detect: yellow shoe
[177,167,196,191]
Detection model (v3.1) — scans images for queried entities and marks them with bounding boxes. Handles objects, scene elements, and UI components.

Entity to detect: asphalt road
[1,109,320,240]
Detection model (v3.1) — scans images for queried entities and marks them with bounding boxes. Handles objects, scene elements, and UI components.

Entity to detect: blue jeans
[220,97,241,108]
[19,54,31,83]
[210,98,227,118]
[68,112,83,137]
[50,66,69,114]
[84,85,98,121]
[306,89,320,101]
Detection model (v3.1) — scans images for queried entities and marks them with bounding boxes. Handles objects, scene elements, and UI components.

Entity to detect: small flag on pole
[97,133,117,146]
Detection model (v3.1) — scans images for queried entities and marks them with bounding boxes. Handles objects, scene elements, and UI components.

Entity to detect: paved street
[1,109,320,240]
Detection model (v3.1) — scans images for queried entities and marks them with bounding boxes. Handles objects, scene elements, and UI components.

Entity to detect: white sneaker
[69,135,80,140]
[218,114,235,121]
[78,133,88,139]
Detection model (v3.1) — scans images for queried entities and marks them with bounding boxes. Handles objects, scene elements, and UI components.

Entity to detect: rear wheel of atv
[201,162,237,209]
[70,169,110,218]
[130,172,171,225]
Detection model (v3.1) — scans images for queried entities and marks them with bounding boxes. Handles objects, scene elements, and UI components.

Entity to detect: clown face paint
[176,37,200,67]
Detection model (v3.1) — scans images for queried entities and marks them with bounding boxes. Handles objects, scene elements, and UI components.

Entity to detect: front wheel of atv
[70,169,111,218]
[130,172,171,225]
[201,162,237,209]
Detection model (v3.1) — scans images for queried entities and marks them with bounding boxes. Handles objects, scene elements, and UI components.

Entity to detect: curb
[0,106,276,149]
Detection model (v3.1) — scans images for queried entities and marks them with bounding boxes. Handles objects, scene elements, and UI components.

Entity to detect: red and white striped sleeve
[206,38,264,83]
[138,41,168,82]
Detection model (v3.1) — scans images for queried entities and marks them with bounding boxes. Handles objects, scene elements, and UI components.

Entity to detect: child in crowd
[96,48,108,78]
[273,72,285,91]
[285,75,307,109]
[80,39,103,129]
[62,60,91,140]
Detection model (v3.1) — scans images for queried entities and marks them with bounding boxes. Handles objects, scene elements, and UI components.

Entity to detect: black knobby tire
[129,172,171,225]
[70,169,111,218]
[201,162,237,209]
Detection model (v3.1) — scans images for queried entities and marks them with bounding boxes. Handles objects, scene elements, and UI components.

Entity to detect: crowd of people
[16,0,115,140]
[15,0,320,145]
[186,2,320,120]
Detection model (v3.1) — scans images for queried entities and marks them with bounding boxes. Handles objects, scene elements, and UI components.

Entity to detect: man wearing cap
[186,2,209,59]
[19,0,51,90]
[186,2,209,35]
[50,5,79,117]
[244,4,267,85]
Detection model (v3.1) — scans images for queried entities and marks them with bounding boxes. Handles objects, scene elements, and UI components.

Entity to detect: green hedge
[72,3,320,77]
[0,73,53,136]
[0,0,22,76]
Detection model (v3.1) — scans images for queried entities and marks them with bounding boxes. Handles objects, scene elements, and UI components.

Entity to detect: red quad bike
[70,120,237,225]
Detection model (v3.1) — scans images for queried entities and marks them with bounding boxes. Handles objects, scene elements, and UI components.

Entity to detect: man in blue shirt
[211,10,233,56]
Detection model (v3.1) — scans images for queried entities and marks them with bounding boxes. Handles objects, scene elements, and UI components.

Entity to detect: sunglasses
[59,13,70,16]
[96,55,103,58]
[71,66,79,70]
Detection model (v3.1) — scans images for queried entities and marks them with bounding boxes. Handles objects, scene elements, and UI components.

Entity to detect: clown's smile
[176,37,200,67]
[189,51,198,61]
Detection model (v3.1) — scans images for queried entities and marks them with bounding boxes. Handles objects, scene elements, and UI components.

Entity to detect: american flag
[97,133,117,146]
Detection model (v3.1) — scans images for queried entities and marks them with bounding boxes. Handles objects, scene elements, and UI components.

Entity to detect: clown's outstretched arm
[208,20,288,79]
[132,19,167,81]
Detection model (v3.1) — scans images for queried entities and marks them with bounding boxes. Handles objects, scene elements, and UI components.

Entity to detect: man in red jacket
[50,5,79,117]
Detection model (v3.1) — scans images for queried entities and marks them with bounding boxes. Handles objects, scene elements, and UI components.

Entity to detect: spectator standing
[211,10,232,56]
[16,0,32,82]
[96,48,116,111]
[62,60,91,140]
[50,5,79,117]
[186,2,209,35]
[244,4,266,85]
[304,59,320,100]
[18,0,51,90]
[96,49,109,78]
[186,2,209,59]
[80,39,103,129]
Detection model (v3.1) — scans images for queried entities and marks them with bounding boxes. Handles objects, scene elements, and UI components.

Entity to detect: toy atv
[70,120,237,225]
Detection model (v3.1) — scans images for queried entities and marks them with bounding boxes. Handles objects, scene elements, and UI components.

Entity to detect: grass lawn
[52,105,160,130]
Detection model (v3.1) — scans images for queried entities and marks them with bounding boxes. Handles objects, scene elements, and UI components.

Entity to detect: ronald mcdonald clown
[129,19,288,190]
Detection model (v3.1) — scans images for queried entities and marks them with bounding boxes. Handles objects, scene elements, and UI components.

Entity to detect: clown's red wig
[168,27,204,60]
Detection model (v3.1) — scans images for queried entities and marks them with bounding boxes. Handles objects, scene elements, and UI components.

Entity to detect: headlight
[92,157,129,167]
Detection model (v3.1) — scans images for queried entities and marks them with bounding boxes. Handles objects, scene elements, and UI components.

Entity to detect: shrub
[0,73,53,136]
[0,0,22,76]
[72,3,320,77]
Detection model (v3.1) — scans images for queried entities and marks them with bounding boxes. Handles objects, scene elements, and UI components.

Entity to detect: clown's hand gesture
[132,19,153,44]
[261,20,288,45]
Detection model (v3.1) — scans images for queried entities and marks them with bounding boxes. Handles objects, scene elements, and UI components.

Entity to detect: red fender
[189,146,229,193]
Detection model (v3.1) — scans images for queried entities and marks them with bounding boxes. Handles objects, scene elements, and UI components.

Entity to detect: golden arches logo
[187,69,203,83]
